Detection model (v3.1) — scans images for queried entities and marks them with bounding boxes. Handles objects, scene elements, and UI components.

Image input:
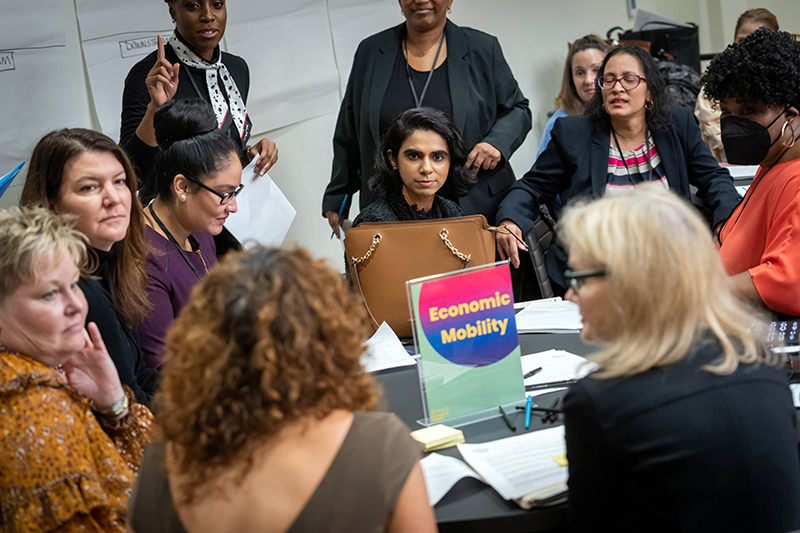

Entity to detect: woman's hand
[61,323,125,411]
[466,142,502,171]
[496,219,527,268]
[145,35,180,109]
[326,211,342,239]
[248,138,279,176]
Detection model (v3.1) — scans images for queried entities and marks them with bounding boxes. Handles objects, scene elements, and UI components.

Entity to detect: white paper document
[225,157,296,249]
[420,453,487,506]
[515,298,583,332]
[0,0,74,208]
[725,165,759,179]
[361,321,416,373]
[736,185,750,197]
[74,0,171,138]
[790,383,800,408]
[457,426,568,501]
[522,349,597,398]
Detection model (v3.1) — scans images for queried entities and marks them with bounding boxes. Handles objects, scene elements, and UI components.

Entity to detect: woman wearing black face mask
[702,28,800,317]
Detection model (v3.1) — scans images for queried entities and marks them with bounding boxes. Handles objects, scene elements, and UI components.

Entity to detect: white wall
[5,0,800,270]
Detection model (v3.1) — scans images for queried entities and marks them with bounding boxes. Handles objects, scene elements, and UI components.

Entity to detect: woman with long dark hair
[21,128,156,406]
[495,45,740,291]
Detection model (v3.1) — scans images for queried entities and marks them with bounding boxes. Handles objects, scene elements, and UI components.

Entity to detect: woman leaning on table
[323,0,531,234]
[129,247,435,533]
[0,208,155,533]
[559,187,800,533]
[495,45,740,291]
[702,29,800,318]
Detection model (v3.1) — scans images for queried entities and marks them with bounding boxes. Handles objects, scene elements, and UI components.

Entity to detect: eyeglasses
[186,176,244,205]
[564,269,607,294]
[597,74,647,91]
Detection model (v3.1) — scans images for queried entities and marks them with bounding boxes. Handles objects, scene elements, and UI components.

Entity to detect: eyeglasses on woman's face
[597,74,647,91]
[564,269,607,294]
[187,176,244,205]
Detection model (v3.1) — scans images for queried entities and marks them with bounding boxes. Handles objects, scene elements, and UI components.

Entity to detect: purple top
[139,225,217,368]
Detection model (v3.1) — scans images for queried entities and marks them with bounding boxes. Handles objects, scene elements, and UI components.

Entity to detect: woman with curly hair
[694,8,779,162]
[353,106,476,226]
[701,28,800,317]
[128,247,435,533]
[495,45,740,291]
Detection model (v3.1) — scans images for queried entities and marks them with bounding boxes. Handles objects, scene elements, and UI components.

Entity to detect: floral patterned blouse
[0,351,156,532]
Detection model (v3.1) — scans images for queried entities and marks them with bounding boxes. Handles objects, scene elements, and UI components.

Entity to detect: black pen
[498,405,516,432]
[525,379,578,391]
[523,366,543,379]
[516,405,562,414]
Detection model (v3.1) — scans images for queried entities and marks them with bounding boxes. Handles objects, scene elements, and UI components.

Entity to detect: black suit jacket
[564,340,800,533]
[322,20,531,224]
[497,107,740,286]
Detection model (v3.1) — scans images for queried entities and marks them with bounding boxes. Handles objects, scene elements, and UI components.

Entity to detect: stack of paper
[410,424,465,452]
[522,349,597,398]
[420,453,487,505]
[790,383,800,408]
[360,321,417,373]
[457,426,568,503]
[515,297,583,333]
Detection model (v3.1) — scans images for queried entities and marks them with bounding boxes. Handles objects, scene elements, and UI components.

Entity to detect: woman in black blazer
[323,0,531,232]
[496,45,739,289]
[558,188,800,533]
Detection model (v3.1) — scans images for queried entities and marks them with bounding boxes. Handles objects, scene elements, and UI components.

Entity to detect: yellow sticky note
[410,424,464,451]
[552,454,568,467]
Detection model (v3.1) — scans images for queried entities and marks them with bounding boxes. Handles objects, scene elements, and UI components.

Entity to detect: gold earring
[782,121,797,148]
[645,100,654,110]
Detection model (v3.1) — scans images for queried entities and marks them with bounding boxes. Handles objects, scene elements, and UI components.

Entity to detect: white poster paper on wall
[328,0,402,94]
[0,0,74,206]
[74,0,171,139]
[224,0,340,134]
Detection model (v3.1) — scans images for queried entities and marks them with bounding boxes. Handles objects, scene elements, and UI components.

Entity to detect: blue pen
[524,395,533,429]
[330,194,349,239]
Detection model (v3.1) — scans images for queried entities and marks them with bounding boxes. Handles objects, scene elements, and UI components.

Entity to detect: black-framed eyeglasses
[187,176,244,205]
[597,74,647,91]
[564,269,607,294]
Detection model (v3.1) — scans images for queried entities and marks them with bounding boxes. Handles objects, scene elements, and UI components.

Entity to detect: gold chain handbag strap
[351,233,382,269]
[439,228,471,268]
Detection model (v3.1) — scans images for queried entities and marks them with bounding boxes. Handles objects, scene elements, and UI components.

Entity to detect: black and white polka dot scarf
[169,31,250,143]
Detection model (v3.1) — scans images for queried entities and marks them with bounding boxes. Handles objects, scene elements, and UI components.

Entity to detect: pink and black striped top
[606,134,668,197]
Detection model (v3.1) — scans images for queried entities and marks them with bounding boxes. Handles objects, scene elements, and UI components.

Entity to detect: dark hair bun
[154,99,218,148]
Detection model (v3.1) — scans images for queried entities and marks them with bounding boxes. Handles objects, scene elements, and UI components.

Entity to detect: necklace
[404,31,446,109]
[405,37,441,57]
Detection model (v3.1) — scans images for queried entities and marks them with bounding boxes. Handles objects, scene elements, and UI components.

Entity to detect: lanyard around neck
[148,202,203,281]
[404,31,446,108]
[611,128,660,185]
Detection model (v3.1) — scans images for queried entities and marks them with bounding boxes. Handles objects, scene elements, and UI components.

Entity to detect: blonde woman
[559,187,800,532]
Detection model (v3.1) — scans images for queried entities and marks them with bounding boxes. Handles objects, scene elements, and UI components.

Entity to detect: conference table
[374,332,596,533]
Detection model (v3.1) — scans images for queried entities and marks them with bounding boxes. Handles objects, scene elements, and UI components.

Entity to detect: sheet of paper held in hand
[361,322,417,373]
[225,156,296,249]
[420,453,487,506]
[457,426,568,501]
[515,298,583,333]
[522,349,597,398]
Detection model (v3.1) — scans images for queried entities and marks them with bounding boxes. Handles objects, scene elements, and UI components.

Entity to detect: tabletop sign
[407,263,525,425]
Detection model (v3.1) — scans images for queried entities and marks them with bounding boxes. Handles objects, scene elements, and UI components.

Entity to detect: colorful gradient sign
[409,264,525,424]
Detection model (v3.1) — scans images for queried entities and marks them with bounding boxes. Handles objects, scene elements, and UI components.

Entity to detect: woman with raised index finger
[121,0,277,256]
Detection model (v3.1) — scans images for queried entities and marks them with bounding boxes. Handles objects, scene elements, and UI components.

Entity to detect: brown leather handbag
[345,215,497,337]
